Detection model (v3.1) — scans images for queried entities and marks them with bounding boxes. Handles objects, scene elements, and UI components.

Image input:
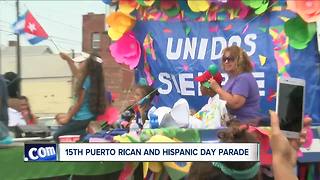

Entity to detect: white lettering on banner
[171,74,181,93]
[183,37,197,60]
[158,73,172,94]
[158,72,265,96]
[228,35,242,47]
[179,73,195,96]
[211,37,227,60]
[244,34,257,56]
[166,34,257,61]
[166,38,183,60]
[198,38,208,60]
[252,72,265,96]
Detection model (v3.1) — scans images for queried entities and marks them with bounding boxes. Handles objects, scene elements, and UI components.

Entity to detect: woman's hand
[59,52,72,61]
[270,110,297,166]
[270,110,312,178]
[208,78,221,92]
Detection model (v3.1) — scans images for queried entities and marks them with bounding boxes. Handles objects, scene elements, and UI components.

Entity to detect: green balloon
[208,64,218,75]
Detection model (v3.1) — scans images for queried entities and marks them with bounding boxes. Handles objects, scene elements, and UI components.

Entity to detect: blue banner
[134,11,320,124]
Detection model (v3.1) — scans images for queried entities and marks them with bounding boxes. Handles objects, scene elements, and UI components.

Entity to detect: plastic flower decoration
[137,0,155,7]
[228,0,250,19]
[160,0,180,17]
[242,0,269,15]
[109,32,141,69]
[106,12,136,40]
[287,0,320,23]
[119,0,139,14]
[284,16,316,49]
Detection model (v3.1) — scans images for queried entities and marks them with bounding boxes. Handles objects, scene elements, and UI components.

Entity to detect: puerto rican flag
[12,11,48,45]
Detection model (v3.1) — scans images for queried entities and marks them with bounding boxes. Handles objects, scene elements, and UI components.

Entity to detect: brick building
[82,13,134,109]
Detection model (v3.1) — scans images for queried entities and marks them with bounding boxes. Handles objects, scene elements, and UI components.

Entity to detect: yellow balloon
[146,135,176,143]
[113,135,131,142]
[187,0,210,12]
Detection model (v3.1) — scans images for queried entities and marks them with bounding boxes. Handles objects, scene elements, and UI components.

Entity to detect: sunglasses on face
[222,56,236,63]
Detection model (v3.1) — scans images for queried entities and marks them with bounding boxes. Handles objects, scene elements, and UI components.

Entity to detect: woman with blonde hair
[209,45,260,124]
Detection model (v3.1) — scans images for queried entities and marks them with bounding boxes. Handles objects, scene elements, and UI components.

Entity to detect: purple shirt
[223,73,260,123]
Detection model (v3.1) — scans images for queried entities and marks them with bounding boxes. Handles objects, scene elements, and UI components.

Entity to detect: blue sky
[0,0,107,53]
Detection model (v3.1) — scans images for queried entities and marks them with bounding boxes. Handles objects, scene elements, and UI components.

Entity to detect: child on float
[126,84,159,128]
[54,52,106,142]
[192,65,231,128]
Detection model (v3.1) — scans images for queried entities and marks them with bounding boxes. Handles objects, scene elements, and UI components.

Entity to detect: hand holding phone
[276,77,305,138]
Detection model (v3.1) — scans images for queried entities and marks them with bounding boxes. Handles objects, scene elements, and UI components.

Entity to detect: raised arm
[269,111,303,180]
[59,52,81,79]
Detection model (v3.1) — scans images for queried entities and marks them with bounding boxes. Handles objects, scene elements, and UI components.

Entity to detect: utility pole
[0,26,2,74]
[71,49,75,99]
[16,0,21,96]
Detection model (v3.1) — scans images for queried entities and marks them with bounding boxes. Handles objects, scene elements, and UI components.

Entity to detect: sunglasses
[222,56,236,63]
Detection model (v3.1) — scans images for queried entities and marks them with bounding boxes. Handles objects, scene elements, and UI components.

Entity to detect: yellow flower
[106,12,136,40]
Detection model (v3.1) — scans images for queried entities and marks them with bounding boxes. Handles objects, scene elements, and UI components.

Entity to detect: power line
[0,19,12,24]
[21,3,81,31]
[49,35,81,43]
[33,14,81,31]
[0,20,81,44]
[0,25,81,44]
[51,39,80,45]
[0,29,14,34]
[1,2,81,31]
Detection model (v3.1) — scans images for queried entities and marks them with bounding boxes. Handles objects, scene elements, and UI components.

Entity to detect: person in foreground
[54,52,106,142]
[269,110,311,180]
[0,74,9,127]
[188,112,311,180]
[188,120,261,180]
[209,45,260,125]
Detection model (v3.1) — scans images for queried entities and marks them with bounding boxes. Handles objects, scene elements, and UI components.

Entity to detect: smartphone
[276,77,305,138]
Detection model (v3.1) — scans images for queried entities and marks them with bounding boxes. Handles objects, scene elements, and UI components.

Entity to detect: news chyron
[24,144,57,161]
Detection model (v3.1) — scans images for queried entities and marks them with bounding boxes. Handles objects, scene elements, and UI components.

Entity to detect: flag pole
[49,37,60,52]
[16,0,21,96]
